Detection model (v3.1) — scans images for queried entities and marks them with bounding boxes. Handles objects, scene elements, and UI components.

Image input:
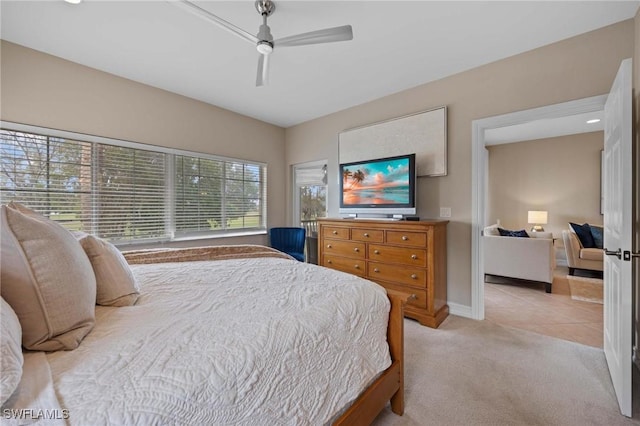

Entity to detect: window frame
[0,121,268,246]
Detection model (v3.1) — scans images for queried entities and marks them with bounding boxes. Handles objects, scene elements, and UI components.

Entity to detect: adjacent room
[483,117,606,348]
[1,1,639,424]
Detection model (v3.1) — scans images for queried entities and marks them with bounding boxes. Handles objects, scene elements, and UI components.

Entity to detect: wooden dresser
[317,218,448,328]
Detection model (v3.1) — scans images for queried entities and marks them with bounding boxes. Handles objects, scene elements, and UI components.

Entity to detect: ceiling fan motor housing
[255,1,275,17]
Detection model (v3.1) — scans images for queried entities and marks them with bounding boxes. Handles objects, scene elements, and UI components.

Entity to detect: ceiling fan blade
[170,0,259,45]
[274,25,353,48]
[256,54,270,87]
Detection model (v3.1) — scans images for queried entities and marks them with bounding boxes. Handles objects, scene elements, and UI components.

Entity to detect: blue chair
[269,227,306,261]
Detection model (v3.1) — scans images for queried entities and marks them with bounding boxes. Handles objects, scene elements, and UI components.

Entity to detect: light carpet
[373,315,639,425]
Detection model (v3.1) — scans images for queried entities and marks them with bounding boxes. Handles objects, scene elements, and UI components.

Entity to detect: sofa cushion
[580,248,604,261]
[77,234,140,307]
[0,202,96,351]
[1,298,23,405]
[570,222,595,248]
[498,228,529,238]
[589,225,604,249]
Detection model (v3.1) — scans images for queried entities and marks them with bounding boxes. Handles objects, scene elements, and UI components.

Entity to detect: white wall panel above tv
[338,106,447,177]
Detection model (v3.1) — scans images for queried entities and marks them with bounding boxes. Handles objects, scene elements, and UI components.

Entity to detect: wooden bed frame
[334,290,407,425]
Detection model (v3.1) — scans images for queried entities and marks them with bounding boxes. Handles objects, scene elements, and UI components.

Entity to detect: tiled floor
[484,266,603,348]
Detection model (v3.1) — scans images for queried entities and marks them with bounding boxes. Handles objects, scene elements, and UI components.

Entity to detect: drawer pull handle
[409,294,418,300]
[411,274,417,279]
[327,244,332,248]
[374,249,380,255]
[411,254,418,260]
[354,265,360,269]
[327,260,332,264]
[402,236,408,241]
[363,233,369,237]
[332,230,338,235]
[373,268,380,273]
[354,247,359,252]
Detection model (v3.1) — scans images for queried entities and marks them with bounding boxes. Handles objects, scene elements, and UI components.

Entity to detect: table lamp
[528,210,548,232]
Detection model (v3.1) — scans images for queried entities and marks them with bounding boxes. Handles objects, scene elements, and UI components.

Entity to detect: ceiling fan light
[257,41,273,55]
[64,0,82,4]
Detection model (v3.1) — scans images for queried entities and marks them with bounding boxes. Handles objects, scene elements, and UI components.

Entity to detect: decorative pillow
[498,228,529,238]
[77,234,140,307]
[589,225,604,249]
[0,202,96,351]
[569,222,595,248]
[1,298,23,405]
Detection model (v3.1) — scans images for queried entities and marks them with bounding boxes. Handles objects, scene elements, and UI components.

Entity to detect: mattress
[41,254,391,425]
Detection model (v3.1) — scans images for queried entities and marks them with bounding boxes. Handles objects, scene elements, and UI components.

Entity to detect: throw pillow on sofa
[569,222,595,248]
[498,228,529,238]
[589,225,604,249]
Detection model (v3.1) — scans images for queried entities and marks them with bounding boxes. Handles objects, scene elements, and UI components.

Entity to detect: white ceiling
[1,1,638,128]
[484,110,605,145]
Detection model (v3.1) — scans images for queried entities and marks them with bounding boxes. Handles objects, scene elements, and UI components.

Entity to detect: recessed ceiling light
[586,119,601,124]
[64,0,82,4]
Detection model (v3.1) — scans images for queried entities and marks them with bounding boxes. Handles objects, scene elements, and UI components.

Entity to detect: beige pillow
[77,234,139,307]
[1,298,23,405]
[0,203,96,351]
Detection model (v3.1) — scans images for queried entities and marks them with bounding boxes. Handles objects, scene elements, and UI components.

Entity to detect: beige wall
[0,41,287,247]
[487,132,604,235]
[285,20,634,308]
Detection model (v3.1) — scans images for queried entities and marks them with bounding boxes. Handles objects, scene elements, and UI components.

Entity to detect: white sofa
[483,224,556,293]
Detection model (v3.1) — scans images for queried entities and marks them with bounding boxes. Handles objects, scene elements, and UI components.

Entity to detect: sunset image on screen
[342,158,410,205]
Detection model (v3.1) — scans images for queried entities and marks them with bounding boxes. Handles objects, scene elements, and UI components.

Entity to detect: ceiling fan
[170,0,353,86]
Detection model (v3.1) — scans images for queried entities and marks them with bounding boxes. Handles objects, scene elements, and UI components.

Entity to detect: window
[174,156,266,237]
[0,127,267,243]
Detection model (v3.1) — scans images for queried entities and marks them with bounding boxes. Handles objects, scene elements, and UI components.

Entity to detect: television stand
[318,218,449,328]
[344,213,405,221]
[351,217,401,221]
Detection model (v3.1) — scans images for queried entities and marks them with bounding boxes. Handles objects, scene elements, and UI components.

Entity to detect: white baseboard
[448,302,473,319]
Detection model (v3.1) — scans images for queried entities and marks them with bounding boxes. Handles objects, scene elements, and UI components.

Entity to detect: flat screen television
[339,153,416,217]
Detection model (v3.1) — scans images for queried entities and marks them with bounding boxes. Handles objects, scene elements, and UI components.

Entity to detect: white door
[603,58,633,417]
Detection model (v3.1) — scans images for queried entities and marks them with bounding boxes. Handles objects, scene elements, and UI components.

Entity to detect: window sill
[114,229,267,250]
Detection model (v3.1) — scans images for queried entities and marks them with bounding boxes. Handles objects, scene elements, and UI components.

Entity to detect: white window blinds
[174,156,266,236]
[294,163,327,185]
[0,128,266,243]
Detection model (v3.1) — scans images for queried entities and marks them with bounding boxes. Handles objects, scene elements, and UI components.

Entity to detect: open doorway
[470,95,607,324]
[483,131,604,347]
[292,160,327,264]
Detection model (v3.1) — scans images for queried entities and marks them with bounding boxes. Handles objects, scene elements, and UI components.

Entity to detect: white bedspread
[43,257,391,425]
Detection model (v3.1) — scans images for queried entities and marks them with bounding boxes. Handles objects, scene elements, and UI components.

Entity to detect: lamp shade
[527,210,548,225]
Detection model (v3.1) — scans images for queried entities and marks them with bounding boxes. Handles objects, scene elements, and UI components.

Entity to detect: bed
[0,202,405,425]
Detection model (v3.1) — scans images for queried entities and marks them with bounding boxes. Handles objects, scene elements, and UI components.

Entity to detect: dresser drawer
[322,226,350,240]
[369,244,427,267]
[322,256,365,277]
[368,262,426,287]
[373,280,427,309]
[323,240,365,259]
[386,230,427,247]
[351,228,384,243]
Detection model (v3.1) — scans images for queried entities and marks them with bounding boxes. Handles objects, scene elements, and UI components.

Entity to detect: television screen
[339,154,416,214]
